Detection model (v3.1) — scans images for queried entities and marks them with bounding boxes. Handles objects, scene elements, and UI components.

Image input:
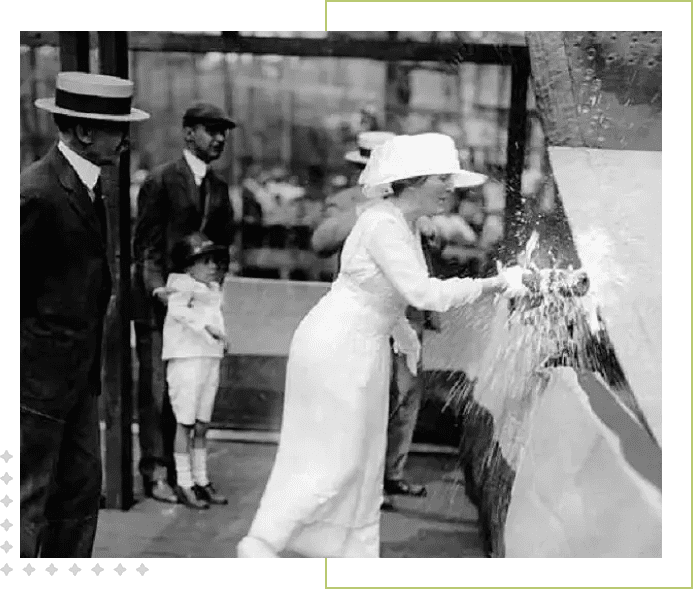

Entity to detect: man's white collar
[183,149,208,185]
[58,141,101,194]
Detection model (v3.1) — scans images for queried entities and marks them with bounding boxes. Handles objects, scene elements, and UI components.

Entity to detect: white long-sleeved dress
[246,199,485,558]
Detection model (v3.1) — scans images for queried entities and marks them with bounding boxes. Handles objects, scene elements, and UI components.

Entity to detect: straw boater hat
[344,131,396,166]
[358,133,487,198]
[35,71,149,122]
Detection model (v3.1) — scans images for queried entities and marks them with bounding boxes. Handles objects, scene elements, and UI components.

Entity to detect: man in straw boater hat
[132,103,236,506]
[21,72,149,557]
[311,131,487,511]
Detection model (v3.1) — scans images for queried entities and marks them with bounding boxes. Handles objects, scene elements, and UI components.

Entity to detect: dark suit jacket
[132,156,234,327]
[21,145,112,414]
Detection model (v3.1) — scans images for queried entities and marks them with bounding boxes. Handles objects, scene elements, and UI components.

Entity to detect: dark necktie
[93,179,108,243]
[199,174,208,218]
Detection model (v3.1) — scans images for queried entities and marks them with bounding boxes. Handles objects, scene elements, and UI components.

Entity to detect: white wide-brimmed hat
[35,71,150,122]
[344,131,396,165]
[358,133,487,198]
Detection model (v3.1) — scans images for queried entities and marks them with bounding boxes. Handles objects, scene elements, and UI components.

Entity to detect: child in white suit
[162,232,229,509]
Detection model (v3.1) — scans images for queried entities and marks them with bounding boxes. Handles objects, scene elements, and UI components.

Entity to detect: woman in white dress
[237,133,527,558]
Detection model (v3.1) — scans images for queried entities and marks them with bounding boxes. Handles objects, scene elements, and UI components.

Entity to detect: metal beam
[58,31,90,72]
[97,31,134,511]
[500,48,531,264]
[22,31,527,65]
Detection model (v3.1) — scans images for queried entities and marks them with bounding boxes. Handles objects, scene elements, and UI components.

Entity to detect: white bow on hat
[344,131,396,165]
[358,133,487,199]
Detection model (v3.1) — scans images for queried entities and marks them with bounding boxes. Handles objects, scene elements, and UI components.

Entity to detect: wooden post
[27,46,42,162]
[58,32,90,72]
[385,32,410,133]
[97,31,134,510]
[500,49,531,264]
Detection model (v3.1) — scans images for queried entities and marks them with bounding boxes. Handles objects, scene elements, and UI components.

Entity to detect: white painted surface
[505,368,662,557]
[549,147,662,444]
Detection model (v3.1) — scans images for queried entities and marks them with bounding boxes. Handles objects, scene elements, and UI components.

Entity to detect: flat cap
[183,103,236,129]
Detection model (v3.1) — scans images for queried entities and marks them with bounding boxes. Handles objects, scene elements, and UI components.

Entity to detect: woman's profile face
[418,174,455,216]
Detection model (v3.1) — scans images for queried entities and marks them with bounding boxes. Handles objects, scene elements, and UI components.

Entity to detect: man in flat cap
[133,103,236,506]
[21,71,149,557]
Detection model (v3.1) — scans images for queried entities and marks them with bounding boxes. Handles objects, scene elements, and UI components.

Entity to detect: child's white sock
[174,452,193,489]
[192,448,209,487]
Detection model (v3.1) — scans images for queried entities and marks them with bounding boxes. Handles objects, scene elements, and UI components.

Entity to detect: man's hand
[152,286,176,305]
[416,216,443,250]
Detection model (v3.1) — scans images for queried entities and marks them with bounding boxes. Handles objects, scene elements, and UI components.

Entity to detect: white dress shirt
[183,149,208,187]
[58,140,101,200]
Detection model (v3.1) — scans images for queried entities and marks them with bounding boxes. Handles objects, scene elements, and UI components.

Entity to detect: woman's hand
[494,261,533,297]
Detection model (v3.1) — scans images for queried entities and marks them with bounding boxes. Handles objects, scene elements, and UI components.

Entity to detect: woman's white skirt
[247,288,393,557]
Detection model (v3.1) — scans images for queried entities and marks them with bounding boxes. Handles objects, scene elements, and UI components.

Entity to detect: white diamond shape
[114,563,126,576]
[46,563,57,576]
[0,496,11,508]
[23,563,35,576]
[0,541,11,553]
[0,473,11,485]
[69,563,81,576]
[136,563,149,576]
[0,563,12,576]
[0,520,11,532]
[0,452,11,463]
[92,563,104,576]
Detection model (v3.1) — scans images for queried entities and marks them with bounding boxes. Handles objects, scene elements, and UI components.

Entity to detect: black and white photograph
[13,14,685,582]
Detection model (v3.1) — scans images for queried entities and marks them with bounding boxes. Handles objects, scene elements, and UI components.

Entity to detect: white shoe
[237,536,279,558]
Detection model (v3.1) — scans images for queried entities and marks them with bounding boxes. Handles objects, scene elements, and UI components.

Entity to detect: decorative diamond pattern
[23,563,35,576]
[92,563,104,576]
[0,541,11,554]
[0,473,11,485]
[0,452,10,463]
[0,496,11,508]
[114,563,126,576]
[136,563,149,576]
[69,563,81,576]
[0,563,12,576]
[0,520,12,532]
[46,563,57,576]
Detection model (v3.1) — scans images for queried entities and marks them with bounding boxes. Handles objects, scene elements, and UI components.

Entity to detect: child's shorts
[166,357,221,425]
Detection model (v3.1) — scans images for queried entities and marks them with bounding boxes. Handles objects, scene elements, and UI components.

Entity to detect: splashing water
[574,227,630,310]
[425,230,650,531]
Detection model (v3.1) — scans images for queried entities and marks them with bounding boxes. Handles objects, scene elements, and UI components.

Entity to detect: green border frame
[327,2,691,587]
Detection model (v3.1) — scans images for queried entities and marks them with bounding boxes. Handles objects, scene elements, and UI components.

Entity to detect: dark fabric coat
[21,145,112,411]
[132,156,234,327]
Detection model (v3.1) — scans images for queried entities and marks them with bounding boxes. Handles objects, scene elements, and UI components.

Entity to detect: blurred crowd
[130,131,552,283]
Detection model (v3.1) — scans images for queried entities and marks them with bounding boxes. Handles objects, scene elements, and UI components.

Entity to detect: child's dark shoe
[194,482,228,505]
[175,485,209,509]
